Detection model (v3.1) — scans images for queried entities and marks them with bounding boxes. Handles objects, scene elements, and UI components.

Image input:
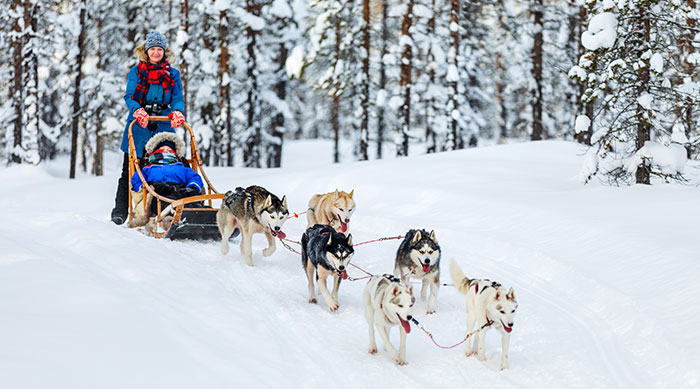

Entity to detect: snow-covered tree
[572,0,694,184]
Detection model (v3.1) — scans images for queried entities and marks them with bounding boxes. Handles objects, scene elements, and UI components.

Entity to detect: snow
[238,10,265,31]
[213,0,232,12]
[285,45,305,79]
[582,12,618,51]
[270,0,293,19]
[625,141,688,175]
[650,53,663,73]
[1,141,699,388]
[568,65,586,81]
[575,115,591,134]
[637,93,653,110]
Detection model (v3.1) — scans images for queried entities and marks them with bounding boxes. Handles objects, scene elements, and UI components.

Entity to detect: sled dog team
[215,185,518,369]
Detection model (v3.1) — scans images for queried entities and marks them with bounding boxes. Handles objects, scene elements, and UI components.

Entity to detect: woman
[111,30,186,225]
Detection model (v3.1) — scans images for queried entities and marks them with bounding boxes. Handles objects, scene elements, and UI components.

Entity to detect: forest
[2,0,699,185]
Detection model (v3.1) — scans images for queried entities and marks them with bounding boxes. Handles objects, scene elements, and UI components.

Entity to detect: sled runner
[127,116,237,240]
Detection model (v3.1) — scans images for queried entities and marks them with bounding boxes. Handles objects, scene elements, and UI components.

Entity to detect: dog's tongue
[398,314,411,334]
[276,230,286,239]
[422,264,430,273]
[341,270,348,280]
[502,321,513,333]
[340,220,348,233]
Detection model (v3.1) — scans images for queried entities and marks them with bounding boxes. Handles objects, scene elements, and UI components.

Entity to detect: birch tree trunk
[572,1,592,145]
[70,0,86,179]
[376,0,388,159]
[10,0,23,164]
[446,0,461,150]
[397,0,414,157]
[23,0,39,164]
[635,5,651,185]
[530,0,544,141]
[267,43,287,168]
[331,13,341,163]
[358,0,370,161]
[244,0,261,168]
[425,0,437,153]
[180,0,189,114]
[218,10,230,167]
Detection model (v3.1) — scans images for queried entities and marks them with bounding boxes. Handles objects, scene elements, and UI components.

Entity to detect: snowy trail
[1,141,699,388]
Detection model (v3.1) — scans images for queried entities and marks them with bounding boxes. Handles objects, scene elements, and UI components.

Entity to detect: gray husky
[363,275,415,365]
[301,224,354,311]
[394,229,441,314]
[217,186,289,266]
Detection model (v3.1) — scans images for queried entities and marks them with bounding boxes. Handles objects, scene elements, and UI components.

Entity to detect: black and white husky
[450,260,518,370]
[394,229,441,314]
[301,224,354,311]
[363,275,415,365]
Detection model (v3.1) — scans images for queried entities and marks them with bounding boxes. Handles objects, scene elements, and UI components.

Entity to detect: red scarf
[131,60,174,106]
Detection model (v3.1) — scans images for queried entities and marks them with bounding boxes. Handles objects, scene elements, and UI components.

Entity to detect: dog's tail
[450,260,471,295]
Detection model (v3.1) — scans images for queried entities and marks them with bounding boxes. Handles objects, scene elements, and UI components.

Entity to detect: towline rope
[286,211,307,220]
[410,317,494,349]
[353,235,404,247]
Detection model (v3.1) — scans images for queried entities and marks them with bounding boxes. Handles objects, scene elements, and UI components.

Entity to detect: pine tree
[572,0,693,184]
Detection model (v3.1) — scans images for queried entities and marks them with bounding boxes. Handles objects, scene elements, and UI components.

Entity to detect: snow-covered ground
[1,140,699,388]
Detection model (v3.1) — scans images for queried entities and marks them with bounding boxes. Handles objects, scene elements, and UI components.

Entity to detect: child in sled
[127,132,203,229]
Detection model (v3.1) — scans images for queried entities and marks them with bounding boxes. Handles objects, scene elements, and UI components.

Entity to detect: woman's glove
[169,110,185,128]
[134,108,150,128]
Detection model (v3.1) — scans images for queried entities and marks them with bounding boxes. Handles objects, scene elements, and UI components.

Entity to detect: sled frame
[126,116,224,239]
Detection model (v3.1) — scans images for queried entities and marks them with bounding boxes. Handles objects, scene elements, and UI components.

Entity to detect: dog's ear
[281,195,287,209]
[408,285,414,296]
[495,290,501,300]
[411,230,422,244]
[392,285,400,296]
[507,287,516,301]
[429,230,437,243]
[264,194,273,208]
[346,233,352,246]
[326,235,332,246]
[349,189,354,199]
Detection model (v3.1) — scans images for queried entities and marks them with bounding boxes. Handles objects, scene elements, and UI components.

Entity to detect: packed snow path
[1,141,698,388]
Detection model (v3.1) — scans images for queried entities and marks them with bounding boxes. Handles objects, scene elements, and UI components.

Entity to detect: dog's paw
[426,308,435,315]
[465,351,474,357]
[368,347,377,354]
[328,302,339,311]
[262,246,276,257]
[220,242,229,255]
[308,298,317,304]
[477,353,486,362]
[500,362,508,370]
[394,357,407,366]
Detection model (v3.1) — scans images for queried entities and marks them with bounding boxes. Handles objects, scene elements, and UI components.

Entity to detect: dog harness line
[410,317,494,350]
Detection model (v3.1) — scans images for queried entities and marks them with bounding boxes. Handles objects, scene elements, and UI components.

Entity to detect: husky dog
[307,189,355,235]
[217,186,289,266]
[363,275,415,365]
[450,260,518,370]
[301,224,354,311]
[394,229,441,314]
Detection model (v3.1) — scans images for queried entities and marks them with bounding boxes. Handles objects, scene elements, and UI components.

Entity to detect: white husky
[363,275,415,365]
[450,260,518,370]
